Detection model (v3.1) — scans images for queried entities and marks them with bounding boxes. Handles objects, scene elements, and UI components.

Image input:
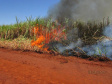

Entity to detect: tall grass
[0,17,111,61]
[0,17,110,45]
[74,18,108,45]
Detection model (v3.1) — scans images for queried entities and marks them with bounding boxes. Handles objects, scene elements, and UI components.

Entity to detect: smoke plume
[48,0,112,60]
[48,0,112,21]
[55,25,112,60]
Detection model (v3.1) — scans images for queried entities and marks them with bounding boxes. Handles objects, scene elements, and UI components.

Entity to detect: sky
[0,0,60,25]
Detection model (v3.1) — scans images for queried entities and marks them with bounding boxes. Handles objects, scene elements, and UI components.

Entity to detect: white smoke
[56,39,82,53]
[56,25,112,60]
[82,25,112,60]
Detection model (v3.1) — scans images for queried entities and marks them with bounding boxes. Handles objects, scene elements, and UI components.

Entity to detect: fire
[31,24,66,52]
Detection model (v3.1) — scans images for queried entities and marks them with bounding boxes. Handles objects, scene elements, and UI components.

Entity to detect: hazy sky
[0,0,60,25]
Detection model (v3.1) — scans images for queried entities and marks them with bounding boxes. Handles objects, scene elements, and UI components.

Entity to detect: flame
[31,24,66,52]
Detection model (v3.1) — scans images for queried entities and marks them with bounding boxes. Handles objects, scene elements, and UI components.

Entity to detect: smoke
[55,25,112,60]
[67,28,78,42]
[48,0,112,21]
[56,39,82,53]
[82,25,112,60]
[48,0,112,60]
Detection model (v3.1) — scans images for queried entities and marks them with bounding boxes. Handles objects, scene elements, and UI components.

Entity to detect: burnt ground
[0,48,112,84]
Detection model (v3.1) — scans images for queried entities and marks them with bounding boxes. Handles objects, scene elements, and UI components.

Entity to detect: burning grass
[0,17,112,61]
[31,24,67,52]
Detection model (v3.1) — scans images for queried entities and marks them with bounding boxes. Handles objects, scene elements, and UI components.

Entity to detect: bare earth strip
[0,48,112,84]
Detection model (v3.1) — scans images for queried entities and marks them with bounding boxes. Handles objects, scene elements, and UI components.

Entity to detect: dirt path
[0,48,112,84]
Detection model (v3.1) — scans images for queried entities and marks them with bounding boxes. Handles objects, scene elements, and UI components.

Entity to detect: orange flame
[31,24,66,52]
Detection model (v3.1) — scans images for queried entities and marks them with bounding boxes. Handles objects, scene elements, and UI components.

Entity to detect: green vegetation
[0,17,110,41]
[0,17,111,59]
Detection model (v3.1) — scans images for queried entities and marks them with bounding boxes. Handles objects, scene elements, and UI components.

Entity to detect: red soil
[0,48,112,84]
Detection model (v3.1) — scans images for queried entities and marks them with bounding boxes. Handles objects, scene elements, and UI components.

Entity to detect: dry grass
[0,36,38,51]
